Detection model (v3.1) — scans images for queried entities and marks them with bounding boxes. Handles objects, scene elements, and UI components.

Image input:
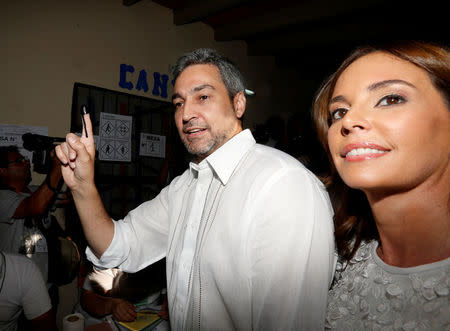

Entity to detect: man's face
[172,64,245,163]
[5,152,31,184]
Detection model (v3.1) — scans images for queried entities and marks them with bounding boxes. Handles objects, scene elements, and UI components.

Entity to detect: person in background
[313,41,449,329]
[0,251,57,331]
[0,145,67,307]
[76,258,167,326]
[56,48,335,330]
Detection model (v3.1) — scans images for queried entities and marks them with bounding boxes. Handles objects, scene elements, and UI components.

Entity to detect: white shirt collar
[188,129,255,185]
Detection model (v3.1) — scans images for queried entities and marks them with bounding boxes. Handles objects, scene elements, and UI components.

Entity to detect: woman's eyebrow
[329,95,347,104]
[367,79,416,91]
[329,79,417,105]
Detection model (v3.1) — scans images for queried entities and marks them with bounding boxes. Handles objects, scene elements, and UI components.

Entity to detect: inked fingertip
[81,105,89,115]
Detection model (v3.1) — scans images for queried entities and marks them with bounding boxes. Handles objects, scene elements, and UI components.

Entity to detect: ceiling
[125,0,448,80]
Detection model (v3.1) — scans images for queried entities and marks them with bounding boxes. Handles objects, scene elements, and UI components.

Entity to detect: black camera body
[22,133,65,174]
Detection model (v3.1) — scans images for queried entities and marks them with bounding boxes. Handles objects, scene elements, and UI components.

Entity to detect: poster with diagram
[99,112,132,162]
[139,133,166,158]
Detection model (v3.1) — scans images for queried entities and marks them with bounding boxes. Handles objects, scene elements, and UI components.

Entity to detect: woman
[313,41,449,330]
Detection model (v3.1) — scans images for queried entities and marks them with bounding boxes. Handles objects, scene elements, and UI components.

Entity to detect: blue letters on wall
[152,72,169,98]
[119,64,134,90]
[136,70,149,92]
[119,64,172,99]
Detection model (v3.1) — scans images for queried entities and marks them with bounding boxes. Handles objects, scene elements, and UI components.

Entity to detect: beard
[182,131,229,163]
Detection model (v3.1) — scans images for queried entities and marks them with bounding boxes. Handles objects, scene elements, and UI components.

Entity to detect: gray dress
[326,240,449,330]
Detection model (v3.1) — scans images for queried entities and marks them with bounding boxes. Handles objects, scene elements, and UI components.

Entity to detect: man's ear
[233,91,246,119]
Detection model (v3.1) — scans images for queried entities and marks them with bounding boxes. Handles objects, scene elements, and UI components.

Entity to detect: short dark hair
[172,48,246,100]
[0,145,20,168]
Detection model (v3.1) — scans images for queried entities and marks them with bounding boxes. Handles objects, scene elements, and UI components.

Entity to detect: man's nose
[182,99,197,123]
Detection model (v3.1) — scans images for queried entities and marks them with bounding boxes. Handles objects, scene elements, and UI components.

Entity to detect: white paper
[0,123,48,161]
[139,133,166,158]
[99,112,132,162]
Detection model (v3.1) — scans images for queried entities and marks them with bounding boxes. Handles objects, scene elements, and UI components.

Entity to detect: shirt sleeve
[0,190,26,223]
[86,185,171,272]
[249,167,336,330]
[12,254,52,320]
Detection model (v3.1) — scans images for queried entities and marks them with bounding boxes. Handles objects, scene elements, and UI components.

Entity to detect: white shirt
[0,252,51,331]
[87,129,336,330]
[0,186,49,283]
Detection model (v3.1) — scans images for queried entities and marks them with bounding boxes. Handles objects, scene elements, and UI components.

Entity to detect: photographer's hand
[45,149,63,192]
[55,113,113,258]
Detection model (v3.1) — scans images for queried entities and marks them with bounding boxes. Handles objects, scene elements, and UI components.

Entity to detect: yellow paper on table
[118,312,160,331]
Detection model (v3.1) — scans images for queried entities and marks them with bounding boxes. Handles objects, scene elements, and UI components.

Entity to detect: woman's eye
[376,94,405,107]
[330,108,348,123]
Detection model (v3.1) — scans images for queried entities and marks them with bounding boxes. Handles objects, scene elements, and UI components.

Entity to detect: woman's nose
[340,108,371,136]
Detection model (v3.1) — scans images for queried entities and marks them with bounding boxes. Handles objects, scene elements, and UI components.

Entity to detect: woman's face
[327,52,449,195]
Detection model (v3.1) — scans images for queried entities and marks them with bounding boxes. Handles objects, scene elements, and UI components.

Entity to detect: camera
[22,133,65,174]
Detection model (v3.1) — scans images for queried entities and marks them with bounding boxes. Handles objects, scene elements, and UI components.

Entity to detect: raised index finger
[80,106,95,157]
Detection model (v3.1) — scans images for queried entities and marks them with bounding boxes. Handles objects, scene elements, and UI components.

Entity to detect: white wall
[2,0,279,138]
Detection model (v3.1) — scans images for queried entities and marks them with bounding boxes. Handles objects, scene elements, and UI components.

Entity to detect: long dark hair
[313,41,450,262]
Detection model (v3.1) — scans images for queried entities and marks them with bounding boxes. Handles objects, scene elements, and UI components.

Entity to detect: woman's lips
[341,143,390,161]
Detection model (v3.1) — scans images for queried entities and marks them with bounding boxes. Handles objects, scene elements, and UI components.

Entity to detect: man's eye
[376,94,405,107]
[200,95,209,101]
[330,108,348,123]
[173,102,183,109]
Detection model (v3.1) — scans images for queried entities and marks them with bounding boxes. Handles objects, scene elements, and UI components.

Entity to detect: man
[77,259,167,325]
[0,145,73,311]
[0,145,63,282]
[0,252,57,331]
[56,48,335,329]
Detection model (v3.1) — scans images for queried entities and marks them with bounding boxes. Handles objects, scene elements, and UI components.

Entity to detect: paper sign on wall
[99,112,132,162]
[0,124,48,161]
[139,133,166,158]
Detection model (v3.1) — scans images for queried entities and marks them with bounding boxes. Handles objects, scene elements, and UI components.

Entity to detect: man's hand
[55,112,113,258]
[111,298,137,322]
[55,113,95,193]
